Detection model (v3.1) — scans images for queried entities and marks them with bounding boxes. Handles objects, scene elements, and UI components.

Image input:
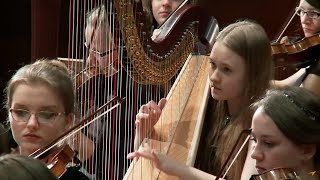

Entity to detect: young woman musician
[273,0,320,97]
[142,0,184,40]
[4,59,90,180]
[0,154,58,180]
[245,86,320,180]
[129,20,273,179]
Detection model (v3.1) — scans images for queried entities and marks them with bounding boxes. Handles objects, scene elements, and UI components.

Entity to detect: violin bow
[275,1,301,43]
[30,96,125,159]
[214,128,252,180]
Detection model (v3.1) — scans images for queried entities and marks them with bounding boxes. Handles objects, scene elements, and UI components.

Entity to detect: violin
[270,4,320,80]
[74,64,118,90]
[58,58,118,92]
[38,144,79,178]
[214,129,301,180]
[29,96,123,178]
[271,33,320,56]
[250,168,300,180]
[271,33,320,80]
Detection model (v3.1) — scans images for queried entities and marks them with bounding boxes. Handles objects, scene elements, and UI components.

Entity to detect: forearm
[302,73,320,96]
[271,68,306,88]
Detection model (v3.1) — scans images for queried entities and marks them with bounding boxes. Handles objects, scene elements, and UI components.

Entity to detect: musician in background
[84,5,118,73]
[142,0,184,40]
[0,154,58,180]
[4,59,90,180]
[273,0,320,97]
[242,86,320,180]
[129,20,273,179]
[83,5,168,179]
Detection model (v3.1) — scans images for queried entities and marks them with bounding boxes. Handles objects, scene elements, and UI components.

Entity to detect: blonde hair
[4,59,75,114]
[202,20,273,179]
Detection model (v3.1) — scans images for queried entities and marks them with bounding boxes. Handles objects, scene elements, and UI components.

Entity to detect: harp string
[63,0,168,179]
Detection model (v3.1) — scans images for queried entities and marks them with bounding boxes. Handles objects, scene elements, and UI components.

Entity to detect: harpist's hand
[135,98,167,141]
[127,142,180,176]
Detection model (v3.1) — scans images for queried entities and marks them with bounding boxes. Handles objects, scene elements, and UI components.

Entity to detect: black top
[308,59,320,76]
[60,167,90,180]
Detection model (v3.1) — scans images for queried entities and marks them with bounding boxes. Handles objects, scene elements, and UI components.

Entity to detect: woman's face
[9,84,72,155]
[208,42,246,102]
[152,0,183,25]
[299,0,320,37]
[250,107,310,174]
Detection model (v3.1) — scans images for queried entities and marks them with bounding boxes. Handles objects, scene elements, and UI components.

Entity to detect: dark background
[1,0,301,123]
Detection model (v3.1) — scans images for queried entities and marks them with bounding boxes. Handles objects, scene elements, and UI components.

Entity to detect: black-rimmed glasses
[9,109,65,124]
[295,7,320,19]
[84,42,114,60]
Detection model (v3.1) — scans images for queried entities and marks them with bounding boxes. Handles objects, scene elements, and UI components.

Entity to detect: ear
[64,113,74,130]
[300,144,317,161]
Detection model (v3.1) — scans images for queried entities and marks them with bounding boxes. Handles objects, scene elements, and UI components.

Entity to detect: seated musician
[142,0,184,40]
[242,86,320,180]
[84,5,118,73]
[273,0,320,96]
[82,4,168,179]
[129,20,273,179]
[0,154,58,180]
[131,86,320,179]
[4,59,90,180]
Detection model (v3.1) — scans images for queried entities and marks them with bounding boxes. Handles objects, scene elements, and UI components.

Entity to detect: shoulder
[60,167,90,180]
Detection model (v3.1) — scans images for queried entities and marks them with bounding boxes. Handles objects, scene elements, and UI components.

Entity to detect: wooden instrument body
[124,55,210,179]
[250,168,300,180]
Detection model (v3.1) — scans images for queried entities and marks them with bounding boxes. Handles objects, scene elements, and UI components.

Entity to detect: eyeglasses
[295,7,320,19]
[9,109,65,124]
[84,42,114,61]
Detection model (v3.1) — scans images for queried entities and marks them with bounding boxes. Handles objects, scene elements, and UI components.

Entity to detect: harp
[5,0,296,179]
[116,0,218,179]
[59,0,214,179]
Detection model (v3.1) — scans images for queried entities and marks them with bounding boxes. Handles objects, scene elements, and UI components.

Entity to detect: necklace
[224,115,232,127]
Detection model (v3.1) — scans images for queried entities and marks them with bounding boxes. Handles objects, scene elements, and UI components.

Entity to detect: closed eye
[38,111,58,120]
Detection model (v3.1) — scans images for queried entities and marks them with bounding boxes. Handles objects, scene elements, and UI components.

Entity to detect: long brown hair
[204,20,273,179]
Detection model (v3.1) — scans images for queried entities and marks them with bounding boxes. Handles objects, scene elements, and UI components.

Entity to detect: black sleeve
[60,167,90,180]
[308,59,320,76]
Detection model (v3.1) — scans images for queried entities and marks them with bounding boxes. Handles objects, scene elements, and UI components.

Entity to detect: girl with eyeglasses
[4,59,91,180]
[273,0,320,97]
